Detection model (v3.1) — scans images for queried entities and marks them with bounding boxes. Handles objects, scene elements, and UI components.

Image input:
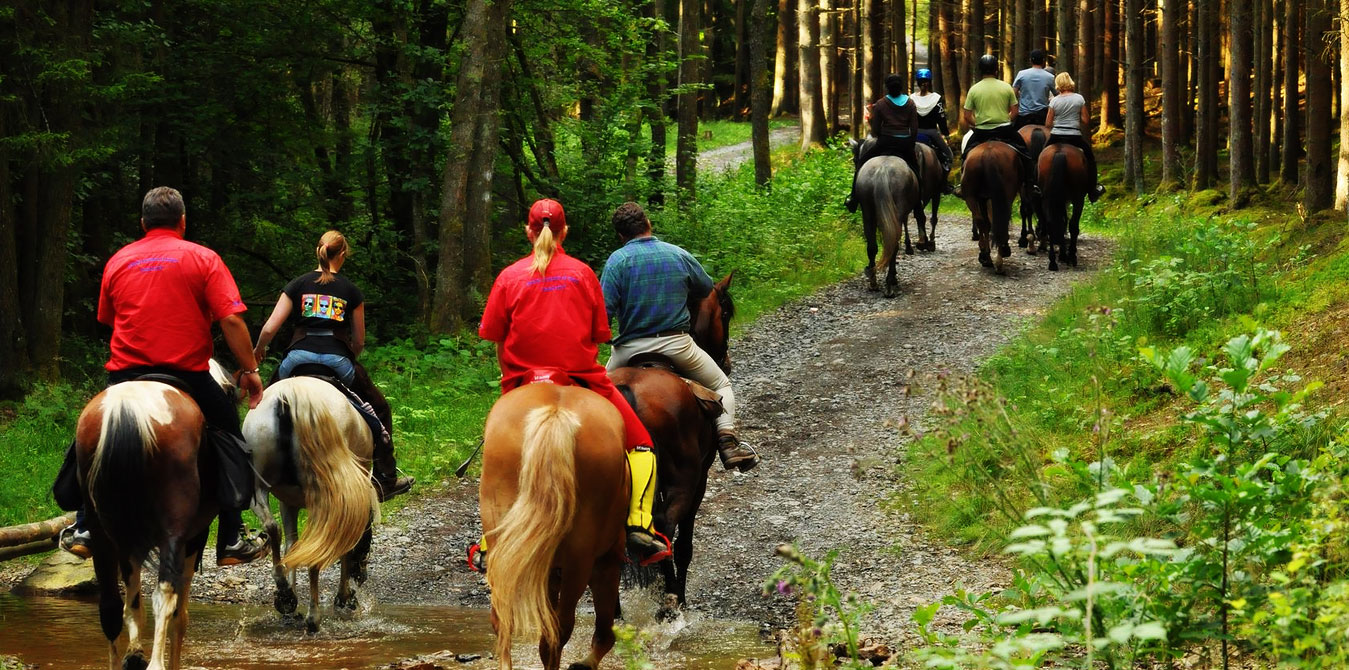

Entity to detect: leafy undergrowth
[896,190,1349,667]
[0,140,863,528]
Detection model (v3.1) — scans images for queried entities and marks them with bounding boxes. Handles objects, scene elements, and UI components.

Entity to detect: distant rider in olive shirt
[957,54,1038,195]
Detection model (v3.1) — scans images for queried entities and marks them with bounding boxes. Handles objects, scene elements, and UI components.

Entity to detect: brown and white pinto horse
[74,362,236,670]
[961,140,1023,274]
[479,382,628,670]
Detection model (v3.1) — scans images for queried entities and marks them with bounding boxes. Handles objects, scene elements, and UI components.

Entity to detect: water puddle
[0,592,771,669]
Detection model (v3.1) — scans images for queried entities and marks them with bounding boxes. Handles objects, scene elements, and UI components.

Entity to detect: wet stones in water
[455,654,482,663]
[1,656,37,670]
[383,651,481,669]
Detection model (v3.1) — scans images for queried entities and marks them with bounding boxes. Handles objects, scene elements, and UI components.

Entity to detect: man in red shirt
[56,187,268,566]
[476,199,669,567]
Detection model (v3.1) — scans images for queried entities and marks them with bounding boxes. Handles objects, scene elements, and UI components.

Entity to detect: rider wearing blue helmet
[911,68,954,192]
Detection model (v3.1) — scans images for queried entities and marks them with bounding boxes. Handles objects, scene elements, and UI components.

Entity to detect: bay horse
[960,140,1023,274]
[609,273,735,618]
[74,361,236,670]
[479,382,628,670]
[856,155,920,297]
[242,375,380,633]
[1017,124,1051,252]
[1036,142,1090,270]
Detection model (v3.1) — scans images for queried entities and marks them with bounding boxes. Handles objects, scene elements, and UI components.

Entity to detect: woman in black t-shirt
[254,230,412,501]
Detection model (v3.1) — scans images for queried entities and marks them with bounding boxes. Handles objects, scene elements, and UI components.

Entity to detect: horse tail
[87,384,171,559]
[873,163,903,272]
[279,384,379,571]
[1049,148,1069,226]
[489,403,580,664]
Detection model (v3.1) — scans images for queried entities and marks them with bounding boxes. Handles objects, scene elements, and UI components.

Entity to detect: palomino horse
[856,155,921,297]
[961,140,1024,274]
[480,382,628,670]
[1036,142,1090,270]
[242,375,380,633]
[610,274,735,617]
[1017,124,1051,252]
[75,361,236,670]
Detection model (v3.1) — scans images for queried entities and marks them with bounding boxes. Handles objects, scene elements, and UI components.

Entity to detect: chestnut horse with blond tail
[243,376,380,633]
[479,382,628,670]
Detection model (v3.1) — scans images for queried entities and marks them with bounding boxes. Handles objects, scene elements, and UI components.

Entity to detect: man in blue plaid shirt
[601,202,759,472]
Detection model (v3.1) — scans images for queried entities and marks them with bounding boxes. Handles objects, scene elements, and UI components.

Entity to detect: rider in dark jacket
[845,73,919,213]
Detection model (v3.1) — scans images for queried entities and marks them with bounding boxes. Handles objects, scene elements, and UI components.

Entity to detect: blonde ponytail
[530,226,557,276]
[316,230,348,284]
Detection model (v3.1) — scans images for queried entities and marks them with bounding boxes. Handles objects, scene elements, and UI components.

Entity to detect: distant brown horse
[479,382,628,670]
[961,140,1023,273]
[75,363,236,670]
[1037,143,1090,270]
[1018,124,1052,251]
[610,275,735,617]
[911,142,946,252]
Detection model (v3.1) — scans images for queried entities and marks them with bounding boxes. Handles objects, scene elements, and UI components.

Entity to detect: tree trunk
[430,0,511,332]
[1194,0,1218,189]
[736,0,751,117]
[868,0,887,100]
[1161,0,1183,185]
[1125,0,1145,191]
[772,0,798,114]
[1076,0,1095,118]
[1337,0,1349,210]
[0,65,26,397]
[677,0,702,196]
[890,0,907,85]
[940,0,962,113]
[799,0,828,148]
[1228,0,1255,205]
[1253,0,1273,184]
[1304,0,1333,210]
[853,0,866,136]
[821,0,838,131]
[1101,0,1122,129]
[1015,0,1030,67]
[752,0,775,184]
[965,0,983,121]
[647,0,672,205]
[1057,0,1075,74]
[1281,0,1300,184]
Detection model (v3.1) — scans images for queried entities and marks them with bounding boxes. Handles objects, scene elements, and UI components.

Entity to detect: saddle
[622,353,724,418]
[284,363,390,449]
[501,367,591,392]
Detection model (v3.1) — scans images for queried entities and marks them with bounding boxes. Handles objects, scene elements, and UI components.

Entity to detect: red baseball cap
[528,199,566,234]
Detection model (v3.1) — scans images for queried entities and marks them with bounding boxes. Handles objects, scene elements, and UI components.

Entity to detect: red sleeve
[479,272,512,342]
[96,260,115,326]
[201,250,247,321]
[586,270,612,344]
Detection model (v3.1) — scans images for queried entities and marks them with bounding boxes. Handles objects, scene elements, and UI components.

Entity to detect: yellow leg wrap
[479,535,487,552]
[626,448,657,531]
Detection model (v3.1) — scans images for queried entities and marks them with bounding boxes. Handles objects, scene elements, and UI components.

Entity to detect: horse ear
[717,271,734,291]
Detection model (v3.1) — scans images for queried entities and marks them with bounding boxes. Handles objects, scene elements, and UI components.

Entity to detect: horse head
[689,272,735,374]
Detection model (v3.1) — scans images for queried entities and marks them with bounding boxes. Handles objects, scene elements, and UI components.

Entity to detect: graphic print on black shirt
[282,271,364,356]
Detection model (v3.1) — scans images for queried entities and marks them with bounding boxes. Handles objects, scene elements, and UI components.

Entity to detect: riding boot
[625,447,670,565]
[216,510,268,567]
[350,364,414,501]
[718,431,759,472]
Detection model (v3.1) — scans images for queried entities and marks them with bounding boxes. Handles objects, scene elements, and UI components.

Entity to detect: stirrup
[628,528,673,567]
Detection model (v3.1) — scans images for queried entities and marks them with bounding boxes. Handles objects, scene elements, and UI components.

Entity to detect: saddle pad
[684,379,724,417]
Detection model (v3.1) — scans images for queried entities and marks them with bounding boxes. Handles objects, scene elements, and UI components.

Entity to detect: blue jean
[278,350,356,386]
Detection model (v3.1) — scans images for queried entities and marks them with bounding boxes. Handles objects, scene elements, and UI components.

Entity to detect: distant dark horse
[1018,124,1051,252]
[855,137,945,253]
[1037,143,1090,270]
[961,141,1023,274]
[610,274,735,618]
[856,155,921,296]
[75,361,236,670]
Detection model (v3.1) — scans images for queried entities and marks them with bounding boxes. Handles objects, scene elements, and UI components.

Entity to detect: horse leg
[975,202,993,268]
[282,504,302,617]
[336,554,358,612]
[121,559,147,667]
[305,567,322,634]
[255,495,296,616]
[926,197,939,251]
[863,212,879,291]
[554,560,595,670]
[92,541,128,670]
[147,537,184,670]
[913,205,928,252]
[674,514,696,608]
[169,551,198,670]
[570,555,622,670]
[1069,196,1083,266]
[903,209,914,256]
[1018,195,1031,249]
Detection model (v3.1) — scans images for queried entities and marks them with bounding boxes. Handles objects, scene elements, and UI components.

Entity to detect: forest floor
[2,136,1111,668]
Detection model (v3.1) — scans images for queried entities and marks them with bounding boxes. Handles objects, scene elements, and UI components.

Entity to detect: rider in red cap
[476,198,669,568]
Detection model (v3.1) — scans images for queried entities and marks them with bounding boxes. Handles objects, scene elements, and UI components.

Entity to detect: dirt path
[186,221,1109,649]
[696,125,798,173]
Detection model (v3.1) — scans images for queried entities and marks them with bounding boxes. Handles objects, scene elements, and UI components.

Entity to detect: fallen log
[0,538,57,563]
[0,513,76,548]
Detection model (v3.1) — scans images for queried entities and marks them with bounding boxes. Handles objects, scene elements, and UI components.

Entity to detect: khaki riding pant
[606,333,736,434]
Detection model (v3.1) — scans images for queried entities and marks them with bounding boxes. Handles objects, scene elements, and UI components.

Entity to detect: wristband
[240,368,260,376]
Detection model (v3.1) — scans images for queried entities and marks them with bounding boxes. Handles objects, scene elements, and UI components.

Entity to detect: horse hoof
[1018,238,1028,248]
[336,594,358,612]
[1049,261,1059,271]
[904,248,914,256]
[275,590,298,615]
[978,253,993,268]
[971,233,981,241]
[122,651,149,670]
[567,664,594,670]
[305,617,320,635]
